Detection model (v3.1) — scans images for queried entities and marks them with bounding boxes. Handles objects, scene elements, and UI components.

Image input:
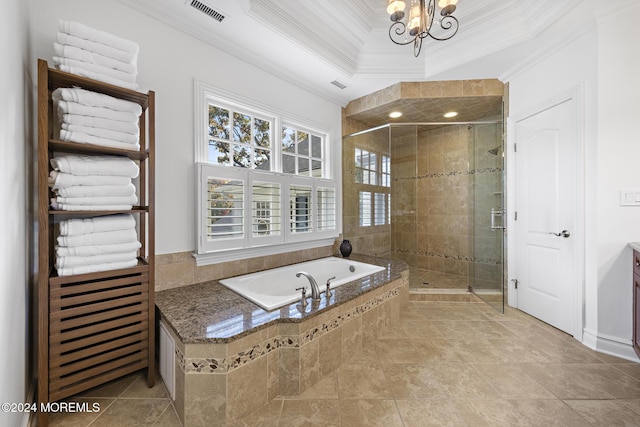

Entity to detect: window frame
[194,80,338,264]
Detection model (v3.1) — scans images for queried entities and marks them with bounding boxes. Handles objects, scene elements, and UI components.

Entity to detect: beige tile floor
[50,301,640,426]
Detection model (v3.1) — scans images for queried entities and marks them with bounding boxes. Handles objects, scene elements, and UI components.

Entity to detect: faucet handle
[325,277,336,298]
[295,287,308,307]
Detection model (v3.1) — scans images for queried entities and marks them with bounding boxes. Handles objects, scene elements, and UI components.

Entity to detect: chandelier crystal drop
[387,0,459,57]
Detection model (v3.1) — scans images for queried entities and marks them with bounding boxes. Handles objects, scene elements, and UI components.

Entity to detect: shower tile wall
[342,127,391,258]
[392,125,472,283]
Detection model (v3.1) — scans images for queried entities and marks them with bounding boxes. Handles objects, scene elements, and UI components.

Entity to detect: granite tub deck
[156,255,409,427]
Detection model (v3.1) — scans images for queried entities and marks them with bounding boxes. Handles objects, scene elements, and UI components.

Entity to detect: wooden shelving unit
[37,59,155,426]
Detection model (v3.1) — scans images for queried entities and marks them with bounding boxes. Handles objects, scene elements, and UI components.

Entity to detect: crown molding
[246,0,360,75]
[118,0,350,105]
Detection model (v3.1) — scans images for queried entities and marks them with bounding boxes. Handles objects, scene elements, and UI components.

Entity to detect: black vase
[339,240,352,258]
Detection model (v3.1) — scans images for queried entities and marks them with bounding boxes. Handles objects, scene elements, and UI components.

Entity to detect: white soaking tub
[219,257,386,311]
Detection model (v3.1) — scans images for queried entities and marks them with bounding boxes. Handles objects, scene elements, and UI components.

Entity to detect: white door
[513,94,580,336]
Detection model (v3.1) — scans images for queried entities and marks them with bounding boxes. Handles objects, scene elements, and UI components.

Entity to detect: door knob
[549,230,571,238]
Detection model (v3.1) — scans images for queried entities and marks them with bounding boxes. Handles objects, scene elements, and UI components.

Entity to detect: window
[195,83,337,261]
[282,126,323,177]
[208,104,273,170]
[355,146,390,227]
[359,191,372,227]
[317,187,336,231]
[252,182,281,237]
[290,185,311,233]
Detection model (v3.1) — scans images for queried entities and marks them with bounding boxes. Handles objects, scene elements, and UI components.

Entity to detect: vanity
[633,244,640,358]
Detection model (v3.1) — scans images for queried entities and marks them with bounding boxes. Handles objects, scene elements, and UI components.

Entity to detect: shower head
[488,146,501,156]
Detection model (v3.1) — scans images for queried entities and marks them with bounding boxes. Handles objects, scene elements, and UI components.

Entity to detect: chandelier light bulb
[387,0,406,22]
[408,4,422,36]
[438,0,458,16]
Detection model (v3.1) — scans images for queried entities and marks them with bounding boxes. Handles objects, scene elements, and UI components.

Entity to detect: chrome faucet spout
[296,271,321,301]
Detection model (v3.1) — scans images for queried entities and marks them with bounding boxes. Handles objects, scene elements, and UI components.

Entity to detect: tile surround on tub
[156,255,408,426]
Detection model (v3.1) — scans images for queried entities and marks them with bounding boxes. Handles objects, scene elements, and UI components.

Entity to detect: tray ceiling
[121,0,598,105]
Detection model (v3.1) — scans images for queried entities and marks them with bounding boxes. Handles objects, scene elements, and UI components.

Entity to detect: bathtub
[219,257,386,311]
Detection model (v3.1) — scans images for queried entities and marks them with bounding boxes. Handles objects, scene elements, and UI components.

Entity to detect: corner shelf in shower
[37,59,155,426]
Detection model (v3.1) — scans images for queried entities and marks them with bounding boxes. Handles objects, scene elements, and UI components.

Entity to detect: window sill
[192,237,338,266]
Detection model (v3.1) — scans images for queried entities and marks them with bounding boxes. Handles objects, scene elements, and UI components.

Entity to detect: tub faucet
[296,271,321,301]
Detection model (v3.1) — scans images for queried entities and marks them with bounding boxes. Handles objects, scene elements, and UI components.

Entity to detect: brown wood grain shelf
[47,67,149,108]
[48,206,149,217]
[38,59,155,426]
[49,139,150,160]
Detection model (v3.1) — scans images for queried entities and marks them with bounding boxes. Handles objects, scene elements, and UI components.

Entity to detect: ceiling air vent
[189,0,225,22]
[331,80,347,90]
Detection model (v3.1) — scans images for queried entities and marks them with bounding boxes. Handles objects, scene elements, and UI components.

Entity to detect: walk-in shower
[343,120,505,312]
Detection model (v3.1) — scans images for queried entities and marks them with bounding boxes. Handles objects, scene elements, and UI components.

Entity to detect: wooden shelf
[49,257,150,285]
[49,139,149,161]
[49,206,149,217]
[38,59,155,427]
[46,66,149,107]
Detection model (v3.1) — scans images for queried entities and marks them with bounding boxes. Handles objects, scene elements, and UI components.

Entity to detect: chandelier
[387,0,460,57]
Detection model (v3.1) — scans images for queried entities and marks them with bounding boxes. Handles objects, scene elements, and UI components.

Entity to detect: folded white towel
[56,258,139,276]
[58,20,139,55]
[56,240,142,257]
[57,100,139,123]
[59,214,136,236]
[49,171,131,189]
[54,57,137,83]
[51,155,139,178]
[51,200,134,211]
[55,194,138,206]
[57,228,137,247]
[56,183,136,198]
[61,123,139,144]
[56,251,138,269]
[54,43,137,74]
[60,114,139,135]
[52,87,142,115]
[57,32,137,64]
[59,129,140,151]
[56,64,139,90]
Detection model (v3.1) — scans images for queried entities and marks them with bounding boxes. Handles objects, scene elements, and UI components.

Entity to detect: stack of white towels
[53,87,142,151]
[49,154,139,211]
[54,19,139,90]
[56,214,142,276]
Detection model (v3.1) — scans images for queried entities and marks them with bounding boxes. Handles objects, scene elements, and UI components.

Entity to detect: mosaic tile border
[182,280,405,375]
[394,248,501,265]
[392,167,503,182]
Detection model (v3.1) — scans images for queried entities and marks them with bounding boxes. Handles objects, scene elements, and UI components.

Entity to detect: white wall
[31,0,343,255]
[507,2,640,360]
[595,3,640,348]
[0,0,32,426]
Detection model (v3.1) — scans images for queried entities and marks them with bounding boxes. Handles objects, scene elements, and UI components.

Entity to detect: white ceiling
[122,0,600,106]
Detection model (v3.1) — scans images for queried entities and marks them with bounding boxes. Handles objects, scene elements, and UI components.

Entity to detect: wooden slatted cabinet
[37,59,155,426]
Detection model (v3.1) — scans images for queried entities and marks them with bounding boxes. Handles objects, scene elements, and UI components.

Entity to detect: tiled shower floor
[408,267,469,290]
[48,301,640,427]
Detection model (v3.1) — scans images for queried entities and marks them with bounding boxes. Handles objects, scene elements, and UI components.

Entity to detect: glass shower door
[469,123,505,312]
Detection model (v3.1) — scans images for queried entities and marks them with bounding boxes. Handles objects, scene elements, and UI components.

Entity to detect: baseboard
[583,328,640,362]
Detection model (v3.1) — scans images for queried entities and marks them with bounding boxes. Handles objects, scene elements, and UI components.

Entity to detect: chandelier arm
[388,20,417,46]
[427,15,459,41]
[386,0,459,55]
[413,36,423,57]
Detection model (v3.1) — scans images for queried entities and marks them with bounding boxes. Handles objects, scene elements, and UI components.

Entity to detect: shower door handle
[490,208,505,230]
